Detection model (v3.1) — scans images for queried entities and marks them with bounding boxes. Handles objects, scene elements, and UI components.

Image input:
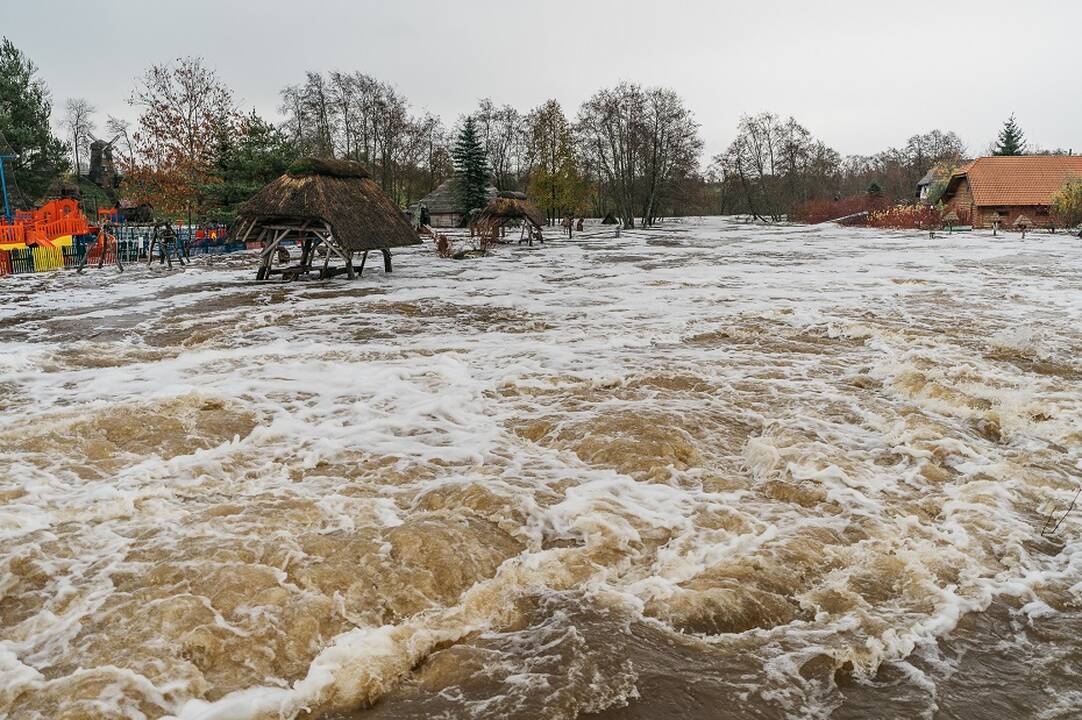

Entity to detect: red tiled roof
[949,156,1082,207]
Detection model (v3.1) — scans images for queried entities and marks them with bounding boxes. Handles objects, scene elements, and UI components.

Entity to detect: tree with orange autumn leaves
[122,57,237,217]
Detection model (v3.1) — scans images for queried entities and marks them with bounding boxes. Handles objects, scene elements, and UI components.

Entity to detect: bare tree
[279,70,452,206]
[127,56,236,215]
[62,98,96,176]
[639,87,702,225]
[329,71,357,158]
[713,112,786,221]
[576,83,646,228]
[104,115,135,168]
[473,98,527,191]
[301,71,335,157]
[576,83,702,227]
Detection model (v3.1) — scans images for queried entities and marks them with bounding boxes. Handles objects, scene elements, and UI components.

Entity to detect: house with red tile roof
[940,156,1082,229]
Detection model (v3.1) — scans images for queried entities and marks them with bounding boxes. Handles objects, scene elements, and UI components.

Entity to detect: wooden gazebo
[1014,214,1032,238]
[235,158,420,281]
[941,210,959,233]
[471,191,546,246]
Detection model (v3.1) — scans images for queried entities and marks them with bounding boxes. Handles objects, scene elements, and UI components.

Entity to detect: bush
[1052,178,1082,229]
[865,204,943,230]
[790,194,891,224]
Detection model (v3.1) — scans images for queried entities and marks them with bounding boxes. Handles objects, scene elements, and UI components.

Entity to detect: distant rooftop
[414,178,498,215]
[946,155,1082,206]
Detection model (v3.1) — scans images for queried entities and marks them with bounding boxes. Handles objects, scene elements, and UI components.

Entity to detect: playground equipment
[76,224,123,274]
[0,134,14,224]
[0,130,91,254]
[0,130,230,278]
[146,220,188,268]
[0,198,90,249]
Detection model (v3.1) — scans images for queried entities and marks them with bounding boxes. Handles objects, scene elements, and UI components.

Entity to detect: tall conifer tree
[452,116,490,213]
[0,38,69,202]
[993,114,1026,156]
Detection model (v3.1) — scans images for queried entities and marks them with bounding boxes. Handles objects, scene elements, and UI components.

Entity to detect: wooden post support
[321,246,332,278]
[256,231,283,281]
[162,233,172,268]
[382,249,392,272]
[300,238,313,270]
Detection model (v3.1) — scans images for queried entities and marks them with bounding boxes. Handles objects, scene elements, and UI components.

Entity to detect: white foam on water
[3,219,1082,718]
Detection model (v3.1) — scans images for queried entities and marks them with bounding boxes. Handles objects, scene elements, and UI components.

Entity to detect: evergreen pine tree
[204,111,296,220]
[452,116,490,214]
[993,114,1026,156]
[0,38,69,203]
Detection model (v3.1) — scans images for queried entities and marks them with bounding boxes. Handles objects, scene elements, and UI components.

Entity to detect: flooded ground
[2,217,1081,719]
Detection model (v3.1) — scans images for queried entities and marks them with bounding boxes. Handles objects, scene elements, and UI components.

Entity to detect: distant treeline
[1,38,1065,227]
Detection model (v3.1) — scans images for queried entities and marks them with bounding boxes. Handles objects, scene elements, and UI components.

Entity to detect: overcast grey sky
[4,0,1080,161]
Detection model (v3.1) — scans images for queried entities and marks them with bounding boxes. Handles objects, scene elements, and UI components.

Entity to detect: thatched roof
[1014,214,1033,227]
[413,178,498,215]
[916,168,938,188]
[237,157,419,251]
[941,210,959,223]
[474,195,545,229]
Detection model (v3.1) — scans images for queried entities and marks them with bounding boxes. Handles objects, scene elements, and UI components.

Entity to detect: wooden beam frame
[248,218,401,283]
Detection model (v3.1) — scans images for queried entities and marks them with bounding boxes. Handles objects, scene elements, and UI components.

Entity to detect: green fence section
[0,235,246,277]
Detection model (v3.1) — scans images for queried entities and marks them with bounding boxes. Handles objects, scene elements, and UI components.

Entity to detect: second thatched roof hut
[235,157,420,281]
[474,192,545,228]
[472,191,546,246]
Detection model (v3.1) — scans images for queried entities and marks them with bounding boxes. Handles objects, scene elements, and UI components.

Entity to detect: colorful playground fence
[0,226,243,278]
[0,245,80,275]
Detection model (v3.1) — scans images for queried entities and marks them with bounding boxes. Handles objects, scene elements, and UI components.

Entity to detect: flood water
[2,218,1081,719]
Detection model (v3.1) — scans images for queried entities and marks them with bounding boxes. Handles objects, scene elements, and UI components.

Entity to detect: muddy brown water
[1,219,1080,719]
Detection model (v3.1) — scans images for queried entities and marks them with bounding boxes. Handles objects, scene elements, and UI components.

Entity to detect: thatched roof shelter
[409,178,498,228]
[237,158,418,252]
[1013,214,1032,228]
[941,210,959,224]
[472,191,546,246]
[474,191,545,228]
[235,157,420,281]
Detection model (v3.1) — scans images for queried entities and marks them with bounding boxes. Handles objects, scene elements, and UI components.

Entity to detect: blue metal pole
[0,157,12,224]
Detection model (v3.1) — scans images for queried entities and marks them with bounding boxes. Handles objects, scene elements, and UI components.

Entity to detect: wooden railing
[0,199,89,248]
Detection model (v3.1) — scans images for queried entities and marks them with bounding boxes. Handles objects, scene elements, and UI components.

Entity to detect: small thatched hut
[472,191,546,246]
[941,210,959,232]
[1014,213,1032,238]
[235,157,420,281]
[409,179,498,228]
